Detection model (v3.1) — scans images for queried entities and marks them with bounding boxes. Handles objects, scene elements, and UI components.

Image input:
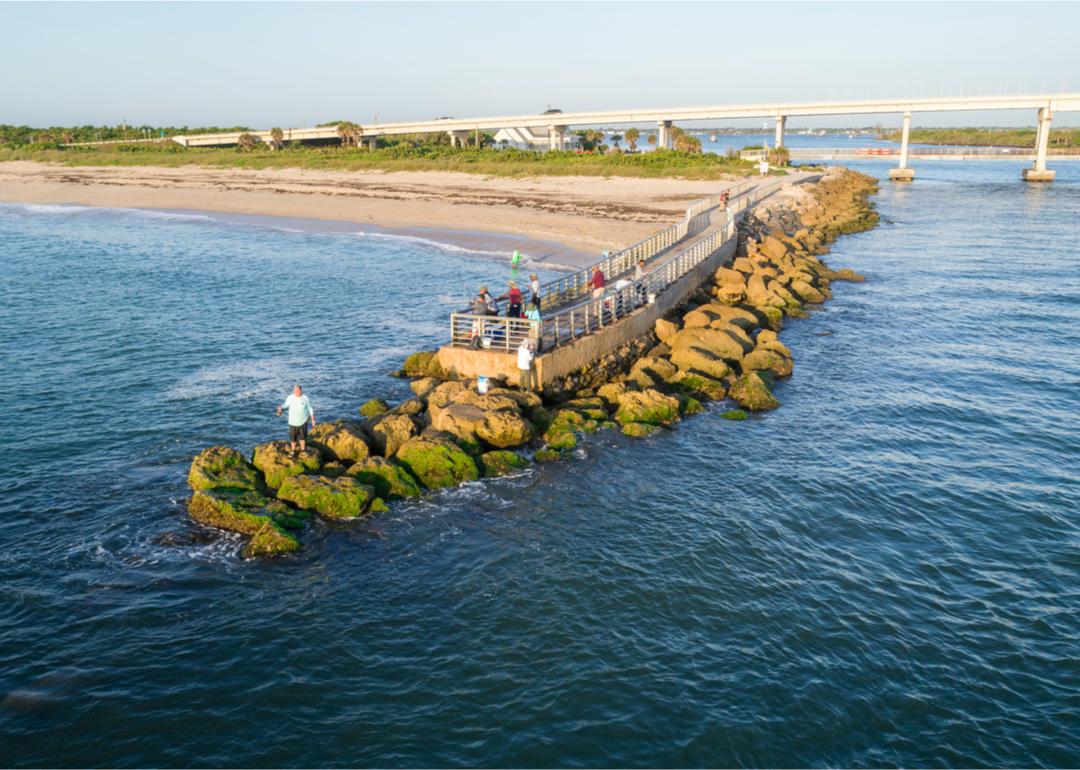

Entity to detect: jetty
[436,174,818,391]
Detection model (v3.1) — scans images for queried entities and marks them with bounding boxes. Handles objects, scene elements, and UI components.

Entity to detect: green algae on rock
[719,409,749,421]
[395,437,480,489]
[308,420,371,463]
[358,398,390,419]
[345,456,422,499]
[479,450,530,477]
[729,371,780,412]
[188,445,264,493]
[621,422,661,438]
[614,389,681,426]
[188,488,300,557]
[251,441,322,491]
[276,475,376,520]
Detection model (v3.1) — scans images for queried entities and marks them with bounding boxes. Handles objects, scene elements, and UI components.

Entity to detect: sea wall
[184,167,880,559]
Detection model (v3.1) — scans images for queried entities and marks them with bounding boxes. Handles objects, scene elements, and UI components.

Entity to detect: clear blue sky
[3,1,1078,129]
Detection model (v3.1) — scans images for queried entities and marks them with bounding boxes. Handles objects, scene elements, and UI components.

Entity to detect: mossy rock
[345,456,422,499]
[251,441,322,492]
[276,475,376,520]
[534,448,564,462]
[395,437,480,489]
[188,446,263,493]
[479,450,530,478]
[578,419,601,434]
[741,348,794,379]
[321,462,346,479]
[528,406,554,434]
[600,420,618,431]
[402,351,436,377]
[359,399,390,419]
[369,497,390,514]
[729,371,780,412]
[614,389,681,426]
[668,373,728,402]
[719,409,749,421]
[309,420,371,463]
[678,396,706,416]
[188,489,300,558]
[546,431,577,451]
[621,422,661,438]
[242,520,301,559]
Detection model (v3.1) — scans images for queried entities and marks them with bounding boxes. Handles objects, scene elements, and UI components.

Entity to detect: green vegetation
[0,141,757,179]
[0,123,250,148]
[881,126,1080,149]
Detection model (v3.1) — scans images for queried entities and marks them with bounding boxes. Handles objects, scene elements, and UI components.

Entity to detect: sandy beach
[0,161,742,265]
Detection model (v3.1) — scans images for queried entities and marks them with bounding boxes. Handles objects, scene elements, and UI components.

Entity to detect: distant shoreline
[0,161,746,263]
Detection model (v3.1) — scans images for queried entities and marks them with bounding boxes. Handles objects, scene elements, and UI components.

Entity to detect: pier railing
[449,176,788,350]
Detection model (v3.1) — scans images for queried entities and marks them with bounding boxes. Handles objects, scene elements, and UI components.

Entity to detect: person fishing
[499,280,524,318]
[525,294,542,351]
[529,273,541,307]
[276,384,316,456]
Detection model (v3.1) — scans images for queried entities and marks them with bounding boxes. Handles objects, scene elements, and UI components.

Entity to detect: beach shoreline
[0,161,746,267]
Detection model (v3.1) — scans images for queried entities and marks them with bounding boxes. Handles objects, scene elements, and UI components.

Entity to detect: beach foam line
[0,202,214,223]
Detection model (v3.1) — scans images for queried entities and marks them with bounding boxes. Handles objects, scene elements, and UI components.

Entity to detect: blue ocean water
[1,159,1078,768]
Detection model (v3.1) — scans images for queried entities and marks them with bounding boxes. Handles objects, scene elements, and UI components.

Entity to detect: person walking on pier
[635,259,649,304]
[517,338,537,391]
[276,384,316,455]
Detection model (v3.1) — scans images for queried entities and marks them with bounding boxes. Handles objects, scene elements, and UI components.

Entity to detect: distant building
[493,126,582,151]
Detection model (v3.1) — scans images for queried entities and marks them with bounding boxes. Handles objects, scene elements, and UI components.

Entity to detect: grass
[880,127,1080,149]
[0,142,760,180]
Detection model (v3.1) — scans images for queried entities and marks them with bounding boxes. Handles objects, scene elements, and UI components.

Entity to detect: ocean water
[1,160,1078,768]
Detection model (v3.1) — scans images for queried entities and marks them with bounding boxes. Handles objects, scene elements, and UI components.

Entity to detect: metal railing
[449,176,790,350]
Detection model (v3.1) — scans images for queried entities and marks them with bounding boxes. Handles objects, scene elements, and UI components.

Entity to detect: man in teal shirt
[276,384,316,454]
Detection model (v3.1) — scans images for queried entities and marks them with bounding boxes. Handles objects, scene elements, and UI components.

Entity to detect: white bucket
[477,376,489,394]
[647,292,657,305]
[481,337,492,349]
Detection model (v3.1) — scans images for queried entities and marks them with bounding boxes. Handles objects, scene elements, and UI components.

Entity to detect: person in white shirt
[517,339,536,391]
[276,384,316,455]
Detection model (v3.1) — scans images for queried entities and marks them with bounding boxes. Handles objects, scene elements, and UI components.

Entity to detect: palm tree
[611,133,623,151]
[237,132,259,151]
[624,127,640,151]
[269,127,284,151]
[337,121,361,148]
[647,134,657,148]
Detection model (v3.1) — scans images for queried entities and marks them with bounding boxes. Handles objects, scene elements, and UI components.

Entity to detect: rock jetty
[184,168,879,558]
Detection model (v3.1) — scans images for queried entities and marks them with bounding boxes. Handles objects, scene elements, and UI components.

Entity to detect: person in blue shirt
[276,384,316,455]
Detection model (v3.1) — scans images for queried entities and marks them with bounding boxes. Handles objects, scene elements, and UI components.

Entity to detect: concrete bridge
[740,145,1080,165]
[166,93,1080,182]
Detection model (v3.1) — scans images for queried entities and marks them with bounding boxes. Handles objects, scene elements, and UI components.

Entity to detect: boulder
[668,327,747,362]
[669,346,731,381]
[621,422,660,438]
[714,266,746,289]
[761,234,793,262]
[358,399,390,419]
[487,387,542,412]
[829,267,866,282]
[720,409,748,421]
[402,350,446,378]
[410,377,440,398]
[479,450,530,477]
[729,371,780,412]
[188,489,299,558]
[597,382,630,407]
[251,441,322,491]
[369,414,418,457]
[740,348,794,378]
[188,446,262,493]
[630,356,679,385]
[345,456,422,499]
[276,475,376,520]
[395,437,480,489]
[431,402,534,449]
[666,371,728,401]
[243,519,302,559]
[614,389,681,426]
[655,317,680,344]
[308,420,370,463]
[755,329,793,359]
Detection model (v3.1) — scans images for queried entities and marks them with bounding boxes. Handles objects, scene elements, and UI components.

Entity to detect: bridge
[740,146,1080,163]
[166,93,1080,183]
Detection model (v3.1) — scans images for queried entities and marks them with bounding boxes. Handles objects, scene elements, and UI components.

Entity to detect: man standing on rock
[276,384,316,455]
[517,338,537,391]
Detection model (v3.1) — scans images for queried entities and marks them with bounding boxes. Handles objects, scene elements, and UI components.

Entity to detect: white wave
[352,230,512,260]
[1,202,212,223]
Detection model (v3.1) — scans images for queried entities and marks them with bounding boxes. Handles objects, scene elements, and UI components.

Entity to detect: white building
[492,126,582,152]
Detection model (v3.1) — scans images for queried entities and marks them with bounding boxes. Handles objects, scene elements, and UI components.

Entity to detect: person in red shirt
[499,280,524,317]
[588,267,605,299]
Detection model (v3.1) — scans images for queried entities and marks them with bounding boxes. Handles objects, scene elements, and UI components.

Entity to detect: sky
[2,1,1079,129]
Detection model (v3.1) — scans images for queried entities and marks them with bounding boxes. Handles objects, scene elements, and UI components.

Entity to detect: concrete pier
[775,115,786,149]
[1023,107,1056,181]
[657,120,672,150]
[889,112,916,181]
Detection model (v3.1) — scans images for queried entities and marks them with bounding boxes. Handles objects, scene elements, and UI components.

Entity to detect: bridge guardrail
[449,177,789,351]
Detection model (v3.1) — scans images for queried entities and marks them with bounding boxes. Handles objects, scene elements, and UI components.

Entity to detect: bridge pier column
[774,115,786,149]
[658,120,672,150]
[365,137,378,150]
[1023,107,1055,182]
[889,112,915,181]
[548,126,565,152]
